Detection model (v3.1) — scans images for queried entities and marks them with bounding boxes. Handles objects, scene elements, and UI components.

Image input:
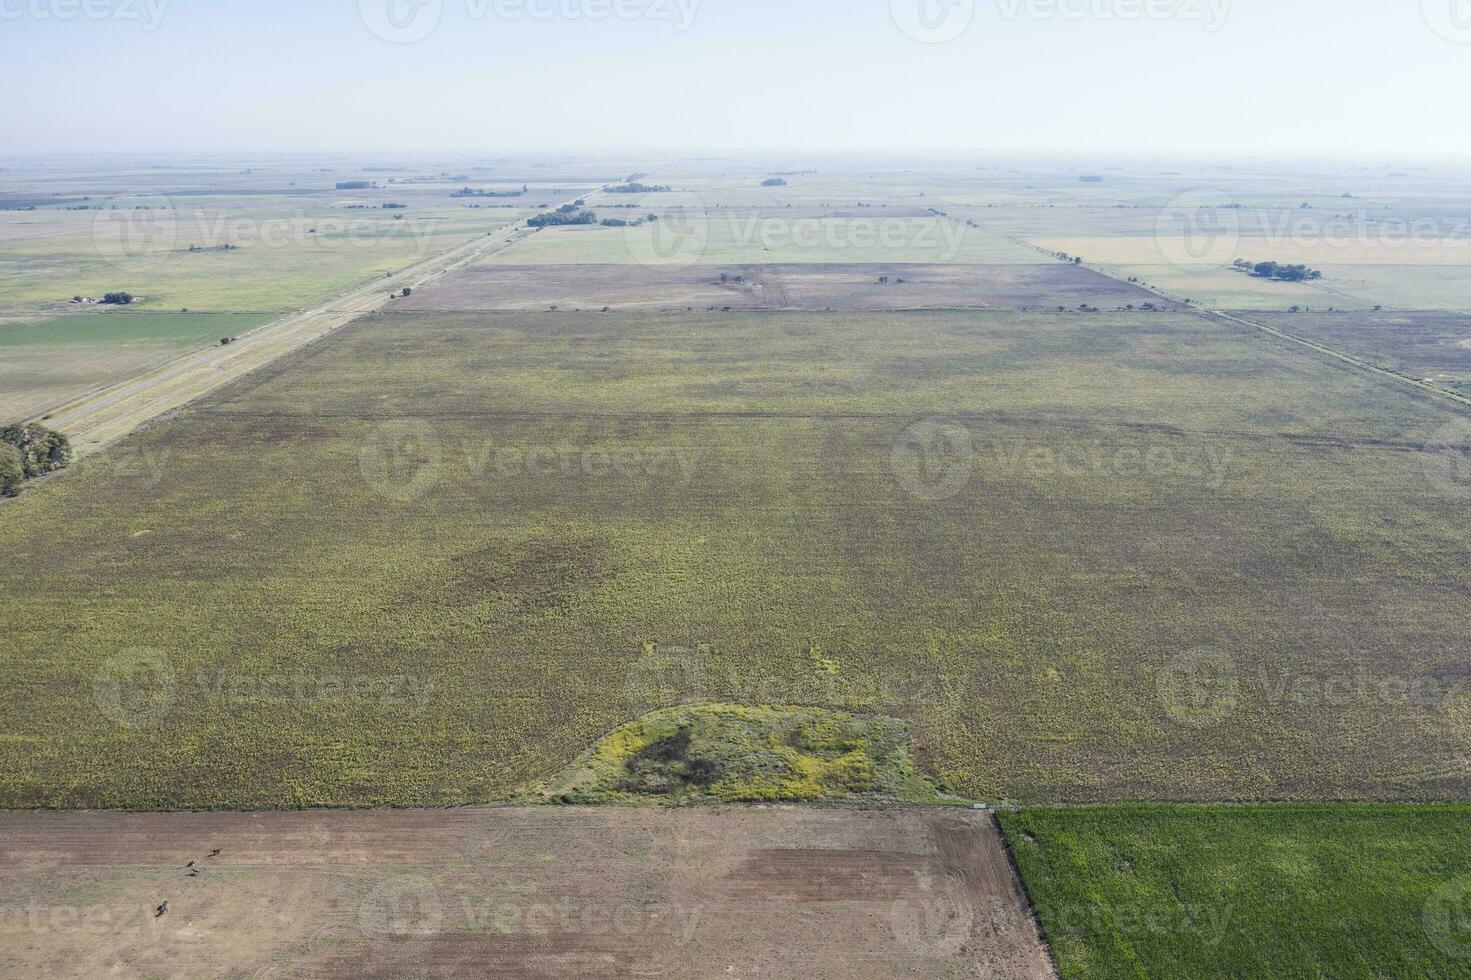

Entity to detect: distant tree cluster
[528,210,597,228]
[100,292,134,305]
[603,183,671,194]
[450,187,525,198]
[1234,259,1323,282]
[0,423,71,496]
[762,178,788,187]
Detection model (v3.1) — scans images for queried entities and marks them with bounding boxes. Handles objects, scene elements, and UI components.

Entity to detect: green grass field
[0,311,272,349]
[0,311,274,421]
[999,804,1471,979]
[2,308,1469,809]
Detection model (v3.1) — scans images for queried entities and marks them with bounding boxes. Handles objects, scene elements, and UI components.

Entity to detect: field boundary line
[1012,237,1471,414]
[1206,308,1471,411]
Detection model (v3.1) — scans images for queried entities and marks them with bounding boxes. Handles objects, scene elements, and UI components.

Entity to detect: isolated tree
[402,287,412,297]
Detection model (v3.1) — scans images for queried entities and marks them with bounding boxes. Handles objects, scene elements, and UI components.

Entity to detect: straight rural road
[42,190,595,456]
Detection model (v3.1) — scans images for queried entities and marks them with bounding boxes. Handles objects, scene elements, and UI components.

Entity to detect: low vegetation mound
[533,704,960,806]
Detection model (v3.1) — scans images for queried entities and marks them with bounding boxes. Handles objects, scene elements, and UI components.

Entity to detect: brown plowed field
[0,807,1055,979]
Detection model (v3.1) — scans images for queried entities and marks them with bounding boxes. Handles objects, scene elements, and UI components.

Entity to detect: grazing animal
[154,902,168,918]
[209,849,221,857]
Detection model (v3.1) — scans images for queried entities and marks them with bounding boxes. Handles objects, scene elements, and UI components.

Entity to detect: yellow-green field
[2,307,1469,809]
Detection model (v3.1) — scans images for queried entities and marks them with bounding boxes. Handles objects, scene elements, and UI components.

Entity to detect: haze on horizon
[2,0,1469,162]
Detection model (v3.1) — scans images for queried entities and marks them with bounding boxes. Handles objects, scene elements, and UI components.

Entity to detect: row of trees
[603,183,670,194]
[450,186,525,198]
[0,423,72,497]
[528,210,597,228]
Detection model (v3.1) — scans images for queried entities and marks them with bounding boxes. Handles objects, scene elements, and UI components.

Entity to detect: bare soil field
[0,807,1054,980]
[397,263,1170,312]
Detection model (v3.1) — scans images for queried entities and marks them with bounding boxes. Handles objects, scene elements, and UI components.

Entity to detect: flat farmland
[1033,225,1471,312]
[2,309,1470,808]
[0,807,1054,979]
[481,210,1041,264]
[0,201,534,314]
[397,263,1172,312]
[999,804,1471,979]
[1241,310,1471,389]
[0,311,273,420]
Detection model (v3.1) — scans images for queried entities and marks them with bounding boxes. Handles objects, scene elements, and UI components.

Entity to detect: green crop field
[999,804,1471,979]
[2,306,1469,809]
[0,311,274,421]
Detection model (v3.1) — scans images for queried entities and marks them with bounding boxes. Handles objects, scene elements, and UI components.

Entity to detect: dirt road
[41,191,593,457]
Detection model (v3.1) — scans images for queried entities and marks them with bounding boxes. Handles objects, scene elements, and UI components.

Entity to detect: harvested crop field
[0,806,1055,979]
[3,308,1471,809]
[397,262,1170,312]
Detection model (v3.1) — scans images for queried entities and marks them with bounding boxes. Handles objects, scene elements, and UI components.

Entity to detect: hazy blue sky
[3,0,1467,157]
